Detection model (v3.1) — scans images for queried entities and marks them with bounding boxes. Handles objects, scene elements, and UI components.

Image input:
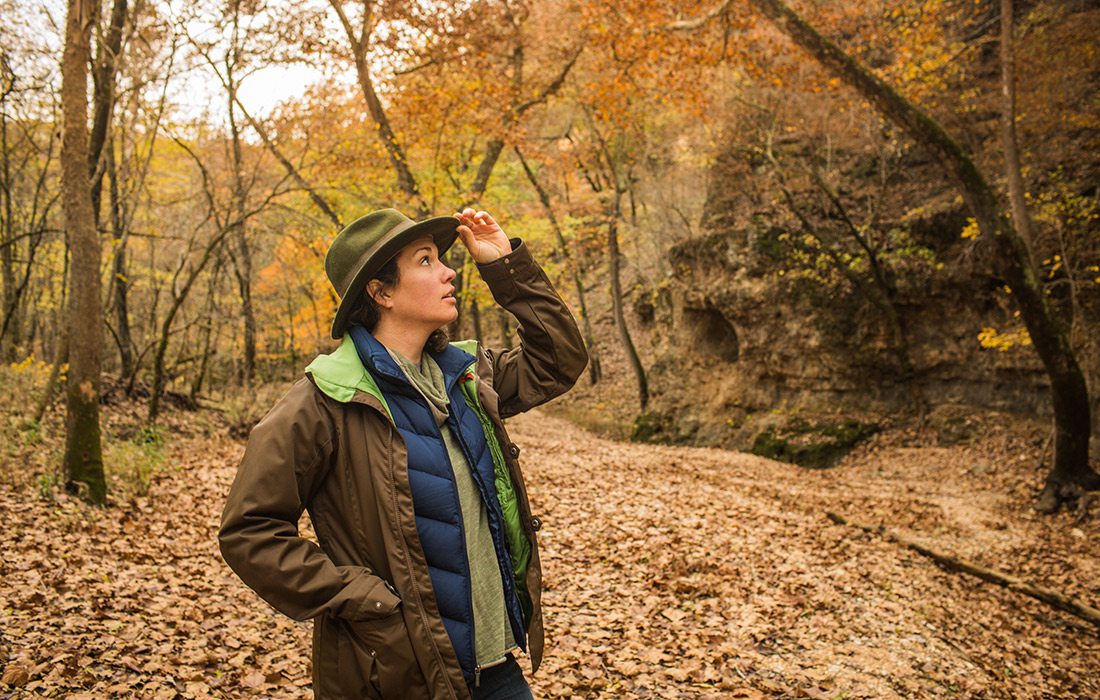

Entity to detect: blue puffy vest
[348,326,526,682]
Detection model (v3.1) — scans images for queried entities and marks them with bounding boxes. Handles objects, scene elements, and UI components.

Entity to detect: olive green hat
[325,208,459,338]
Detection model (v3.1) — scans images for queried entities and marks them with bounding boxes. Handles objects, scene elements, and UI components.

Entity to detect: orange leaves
[3,393,1100,697]
[255,234,333,355]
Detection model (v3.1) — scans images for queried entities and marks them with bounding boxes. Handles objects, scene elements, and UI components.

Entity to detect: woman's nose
[442,264,456,282]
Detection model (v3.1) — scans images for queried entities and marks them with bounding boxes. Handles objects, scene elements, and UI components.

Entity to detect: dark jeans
[471,655,533,700]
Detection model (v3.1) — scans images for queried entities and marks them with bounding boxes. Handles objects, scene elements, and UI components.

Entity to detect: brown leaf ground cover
[1,404,1098,698]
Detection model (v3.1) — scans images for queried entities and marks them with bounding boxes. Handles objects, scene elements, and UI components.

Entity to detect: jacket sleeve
[477,237,589,418]
[218,379,401,622]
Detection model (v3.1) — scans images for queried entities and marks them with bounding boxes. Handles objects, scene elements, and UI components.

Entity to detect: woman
[219,207,588,699]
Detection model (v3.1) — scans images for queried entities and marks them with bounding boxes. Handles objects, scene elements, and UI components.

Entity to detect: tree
[515,145,601,384]
[88,0,128,223]
[0,47,60,363]
[327,0,428,214]
[576,107,648,409]
[733,0,1097,510]
[59,0,106,504]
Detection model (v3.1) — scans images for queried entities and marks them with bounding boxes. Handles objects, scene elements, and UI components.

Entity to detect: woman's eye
[420,256,431,265]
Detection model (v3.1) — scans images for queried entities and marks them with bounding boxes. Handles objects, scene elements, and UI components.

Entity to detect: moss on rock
[751,418,880,469]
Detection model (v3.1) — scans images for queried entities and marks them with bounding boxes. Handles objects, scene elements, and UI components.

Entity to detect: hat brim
[330,215,460,339]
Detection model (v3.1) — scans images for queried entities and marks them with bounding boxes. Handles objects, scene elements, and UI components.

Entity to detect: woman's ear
[367,279,393,308]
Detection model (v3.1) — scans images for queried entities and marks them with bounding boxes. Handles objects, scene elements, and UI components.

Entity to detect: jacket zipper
[401,373,480,683]
[441,410,482,681]
[460,370,528,644]
[474,654,512,688]
[363,399,460,700]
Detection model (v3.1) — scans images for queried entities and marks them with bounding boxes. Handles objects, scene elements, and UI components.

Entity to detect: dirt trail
[1,408,1097,698]
[517,412,1099,698]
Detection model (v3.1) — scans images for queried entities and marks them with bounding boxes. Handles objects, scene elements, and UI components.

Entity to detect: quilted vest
[347,326,526,682]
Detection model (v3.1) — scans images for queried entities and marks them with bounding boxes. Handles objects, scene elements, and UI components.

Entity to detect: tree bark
[88,0,128,224]
[609,198,648,409]
[747,0,1097,510]
[1000,0,1033,248]
[225,14,256,385]
[497,307,513,351]
[1,93,19,361]
[60,0,106,504]
[106,145,135,384]
[458,44,581,210]
[191,255,222,401]
[586,110,647,407]
[469,295,482,343]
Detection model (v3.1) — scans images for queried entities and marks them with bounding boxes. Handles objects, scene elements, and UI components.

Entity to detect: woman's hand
[454,208,513,264]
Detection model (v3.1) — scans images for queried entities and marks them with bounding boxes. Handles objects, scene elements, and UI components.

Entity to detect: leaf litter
[0,405,1097,698]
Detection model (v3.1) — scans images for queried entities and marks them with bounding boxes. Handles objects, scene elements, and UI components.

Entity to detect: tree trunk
[60,0,106,505]
[608,198,648,409]
[88,0,127,223]
[191,256,222,401]
[747,0,1097,510]
[497,307,513,351]
[469,296,483,343]
[226,52,256,385]
[1000,0,1033,249]
[35,333,69,426]
[107,144,134,384]
[230,226,256,384]
[1,100,19,361]
[515,146,601,384]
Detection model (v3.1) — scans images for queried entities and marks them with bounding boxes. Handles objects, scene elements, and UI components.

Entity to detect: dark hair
[347,255,450,354]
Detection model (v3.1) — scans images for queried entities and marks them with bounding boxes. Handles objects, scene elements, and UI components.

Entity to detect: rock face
[629,210,1094,462]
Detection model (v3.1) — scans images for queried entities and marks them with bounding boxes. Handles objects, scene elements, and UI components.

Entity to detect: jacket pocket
[346,611,427,699]
[315,614,378,699]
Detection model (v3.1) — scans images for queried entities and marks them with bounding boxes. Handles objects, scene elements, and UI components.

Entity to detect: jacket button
[509,443,520,458]
[530,516,542,531]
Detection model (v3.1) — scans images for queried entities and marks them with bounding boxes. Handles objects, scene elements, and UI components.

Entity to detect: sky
[10,0,341,122]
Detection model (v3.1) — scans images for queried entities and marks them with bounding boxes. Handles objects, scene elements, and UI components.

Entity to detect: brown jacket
[218,239,588,699]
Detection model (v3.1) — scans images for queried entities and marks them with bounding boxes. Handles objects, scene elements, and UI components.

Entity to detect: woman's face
[371,234,458,331]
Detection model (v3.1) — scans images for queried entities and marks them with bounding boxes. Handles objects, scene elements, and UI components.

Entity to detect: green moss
[631,411,668,443]
[751,419,880,469]
[750,226,786,261]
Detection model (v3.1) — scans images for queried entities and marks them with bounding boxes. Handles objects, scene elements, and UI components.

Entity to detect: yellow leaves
[977,326,1032,352]
[960,218,980,240]
[9,354,51,375]
[1041,255,1062,278]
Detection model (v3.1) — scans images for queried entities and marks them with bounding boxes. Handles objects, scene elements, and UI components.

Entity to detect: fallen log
[826,511,1100,630]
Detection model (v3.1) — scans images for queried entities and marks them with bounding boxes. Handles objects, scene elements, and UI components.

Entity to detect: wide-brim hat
[325,208,459,338]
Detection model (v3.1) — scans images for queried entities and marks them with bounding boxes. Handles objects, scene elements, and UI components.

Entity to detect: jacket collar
[348,325,475,391]
[306,327,477,406]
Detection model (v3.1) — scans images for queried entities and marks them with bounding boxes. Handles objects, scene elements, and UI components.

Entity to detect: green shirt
[388,348,517,668]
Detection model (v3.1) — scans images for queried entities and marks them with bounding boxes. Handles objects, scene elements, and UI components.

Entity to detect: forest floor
[1,399,1098,699]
